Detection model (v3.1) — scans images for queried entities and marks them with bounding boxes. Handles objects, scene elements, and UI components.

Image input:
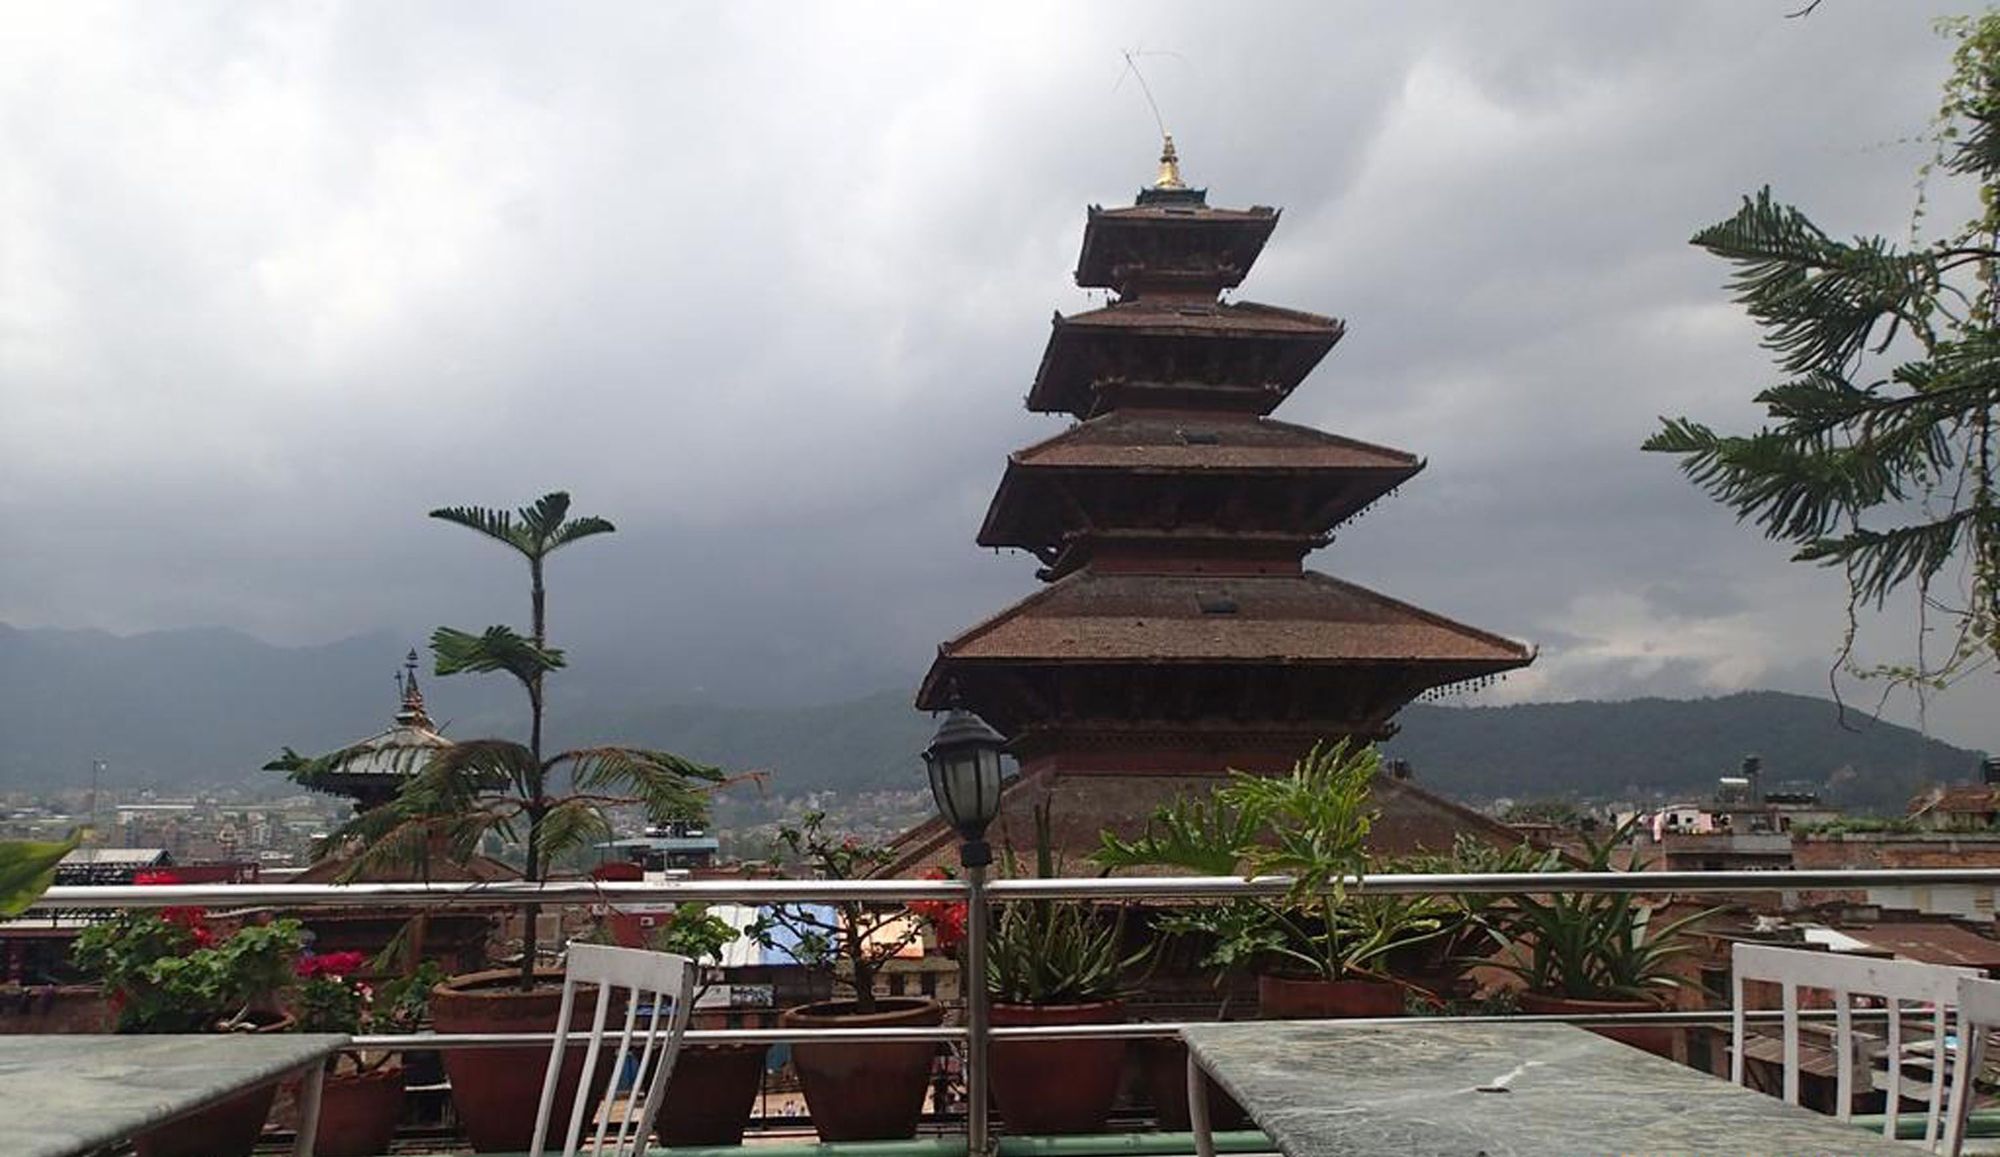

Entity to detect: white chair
[1732,942,1979,1149]
[530,943,698,1157]
[1947,975,2000,1156]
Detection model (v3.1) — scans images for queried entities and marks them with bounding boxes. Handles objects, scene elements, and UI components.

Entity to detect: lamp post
[922,702,1007,1157]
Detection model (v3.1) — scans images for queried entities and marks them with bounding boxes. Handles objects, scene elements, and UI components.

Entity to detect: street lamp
[922,706,1007,866]
[921,700,1007,1156]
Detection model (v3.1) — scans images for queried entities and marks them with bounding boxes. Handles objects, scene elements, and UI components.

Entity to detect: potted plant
[1480,823,1714,1057]
[645,904,774,1147]
[981,800,1146,1135]
[1098,741,1432,1019]
[1373,837,1557,1005]
[752,810,942,1142]
[269,491,725,1153]
[71,907,304,1157]
[291,953,443,1157]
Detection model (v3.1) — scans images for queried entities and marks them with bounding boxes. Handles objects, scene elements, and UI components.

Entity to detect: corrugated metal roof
[59,848,169,866]
[1840,923,2000,971]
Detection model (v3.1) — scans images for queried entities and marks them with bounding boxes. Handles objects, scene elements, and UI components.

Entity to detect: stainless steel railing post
[965,860,993,1157]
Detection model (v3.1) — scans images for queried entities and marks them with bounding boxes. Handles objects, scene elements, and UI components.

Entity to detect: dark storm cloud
[3,2,1995,746]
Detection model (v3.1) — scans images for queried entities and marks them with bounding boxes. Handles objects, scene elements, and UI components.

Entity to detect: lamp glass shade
[922,707,1006,842]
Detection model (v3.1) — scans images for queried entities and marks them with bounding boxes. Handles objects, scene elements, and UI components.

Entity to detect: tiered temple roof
[910,141,1533,858]
[302,650,453,813]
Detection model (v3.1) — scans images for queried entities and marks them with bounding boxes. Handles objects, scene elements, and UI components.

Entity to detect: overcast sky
[5,1,1997,751]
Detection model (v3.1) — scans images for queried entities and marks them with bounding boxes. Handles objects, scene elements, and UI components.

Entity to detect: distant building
[599,821,721,873]
[1634,757,1839,877]
[1906,757,2000,832]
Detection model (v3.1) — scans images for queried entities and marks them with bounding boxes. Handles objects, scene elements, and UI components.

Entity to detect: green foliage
[375,960,446,1030]
[1500,799,1593,830]
[1646,13,2000,691]
[1095,741,1427,983]
[986,801,1147,1005]
[749,810,919,1014]
[0,836,76,918]
[430,625,566,683]
[429,492,616,563]
[272,491,723,993]
[74,913,303,1034]
[1479,824,1714,1002]
[649,903,740,964]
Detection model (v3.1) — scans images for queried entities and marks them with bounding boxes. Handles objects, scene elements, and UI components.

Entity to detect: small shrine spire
[394,647,433,728]
[1154,133,1187,191]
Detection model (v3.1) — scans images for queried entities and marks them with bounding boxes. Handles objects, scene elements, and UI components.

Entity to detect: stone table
[1181,1020,1912,1156]
[0,1032,349,1157]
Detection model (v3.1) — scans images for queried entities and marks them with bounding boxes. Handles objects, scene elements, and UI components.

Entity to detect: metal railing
[32,864,2000,910]
[22,866,1986,1148]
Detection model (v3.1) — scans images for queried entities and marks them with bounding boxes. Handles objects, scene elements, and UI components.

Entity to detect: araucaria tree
[1646,12,2000,692]
[278,492,722,990]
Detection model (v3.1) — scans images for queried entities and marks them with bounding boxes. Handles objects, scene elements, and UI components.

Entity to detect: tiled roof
[1909,784,2000,815]
[1075,203,1279,291]
[933,569,1534,666]
[1007,411,1419,472]
[1057,299,1339,334]
[1028,300,1344,418]
[1837,922,2000,971]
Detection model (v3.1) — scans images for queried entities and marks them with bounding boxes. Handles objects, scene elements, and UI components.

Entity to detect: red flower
[295,951,369,979]
[909,867,969,954]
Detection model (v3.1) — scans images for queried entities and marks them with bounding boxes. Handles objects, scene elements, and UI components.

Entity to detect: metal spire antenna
[1117,50,1190,189]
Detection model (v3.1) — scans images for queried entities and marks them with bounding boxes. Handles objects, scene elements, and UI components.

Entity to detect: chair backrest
[1732,942,1979,1149]
[530,943,698,1157]
[1947,975,2000,1157]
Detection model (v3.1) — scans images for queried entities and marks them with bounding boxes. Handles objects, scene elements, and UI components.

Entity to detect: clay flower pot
[430,968,615,1154]
[1257,973,1406,1019]
[655,1010,773,1147]
[1516,991,1676,1059]
[135,1013,297,1157]
[780,997,942,1141]
[989,1000,1128,1135]
[311,1061,405,1157]
[1133,1036,1251,1133]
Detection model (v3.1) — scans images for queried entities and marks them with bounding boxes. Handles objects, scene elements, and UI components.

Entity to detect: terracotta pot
[1132,1036,1250,1133]
[780,997,942,1141]
[136,1083,280,1157]
[431,968,616,1154]
[135,1013,296,1157]
[1516,991,1676,1059]
[311,1062,404,1157]
[989,1000,1127,1135]
[1257,973,1405,1019]
[656,1011,772,1147]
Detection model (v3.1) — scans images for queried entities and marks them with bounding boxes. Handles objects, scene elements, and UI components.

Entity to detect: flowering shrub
[73,910,302,1033]
[908,868,967,954]
[294,951,373,1035]
[294,952,444,1076]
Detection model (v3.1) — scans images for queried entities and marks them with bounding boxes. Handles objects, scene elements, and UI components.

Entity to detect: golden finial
[1154,134,1187,190]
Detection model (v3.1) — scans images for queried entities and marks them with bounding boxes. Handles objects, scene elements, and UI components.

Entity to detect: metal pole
[964,859,992,1157]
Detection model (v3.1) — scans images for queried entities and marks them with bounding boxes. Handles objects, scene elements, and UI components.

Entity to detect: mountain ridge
[0,622,1983,813]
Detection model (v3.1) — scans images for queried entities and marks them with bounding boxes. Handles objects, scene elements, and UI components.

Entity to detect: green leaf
[0,837,76,918]
[431,625,566,684]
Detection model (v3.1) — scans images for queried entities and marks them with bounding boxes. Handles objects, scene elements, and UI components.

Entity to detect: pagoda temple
[898,141,1535,866]
[301,650,454,813]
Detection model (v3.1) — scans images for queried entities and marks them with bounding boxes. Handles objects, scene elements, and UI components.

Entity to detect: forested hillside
[1,623,1980,813]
